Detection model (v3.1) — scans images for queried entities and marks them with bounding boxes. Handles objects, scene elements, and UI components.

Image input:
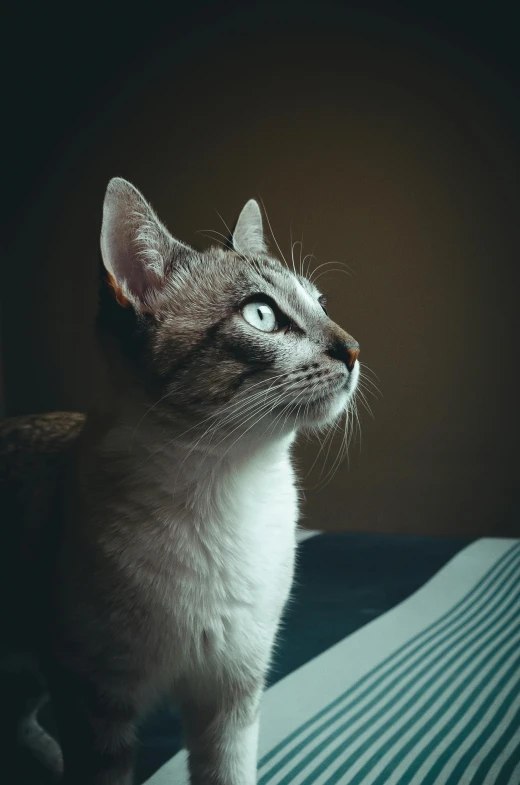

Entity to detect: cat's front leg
[49,668,138,785]
[181,680,262,785]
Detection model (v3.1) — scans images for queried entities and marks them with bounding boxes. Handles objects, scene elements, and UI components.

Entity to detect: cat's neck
[85,396,296,490]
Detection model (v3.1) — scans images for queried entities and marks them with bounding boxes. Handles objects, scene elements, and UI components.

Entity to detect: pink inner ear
[106,272,130,308]
[233,199,267,257]
[101,178,170,305]
[101,177,193,309]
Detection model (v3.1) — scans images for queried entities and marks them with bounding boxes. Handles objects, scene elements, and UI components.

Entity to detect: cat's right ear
[231,199,267,257]
[100,177,190,311]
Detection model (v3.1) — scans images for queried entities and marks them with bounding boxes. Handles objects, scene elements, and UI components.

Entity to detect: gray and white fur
[0,177,360,784]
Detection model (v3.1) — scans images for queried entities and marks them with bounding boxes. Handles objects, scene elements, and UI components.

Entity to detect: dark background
[2,1,519,536]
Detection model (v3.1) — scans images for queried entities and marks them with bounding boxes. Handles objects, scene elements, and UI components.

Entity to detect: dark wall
[3,2,519,536]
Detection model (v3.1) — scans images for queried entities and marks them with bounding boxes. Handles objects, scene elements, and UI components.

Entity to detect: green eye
[241,302,278,332]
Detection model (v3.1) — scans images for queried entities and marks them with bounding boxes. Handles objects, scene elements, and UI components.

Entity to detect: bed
[29,531,519,784]
[134,532,520,785]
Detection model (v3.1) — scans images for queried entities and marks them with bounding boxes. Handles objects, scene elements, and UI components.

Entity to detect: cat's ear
[231,199,267,256]
[100,177,190,310]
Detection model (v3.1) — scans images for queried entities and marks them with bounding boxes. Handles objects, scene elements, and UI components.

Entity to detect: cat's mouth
[301,366,359,423]
[268,374,356,429]
[258,362,359,432]
[314,366,358,402]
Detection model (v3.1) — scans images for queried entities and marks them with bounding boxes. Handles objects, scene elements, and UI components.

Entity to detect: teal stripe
[447,696,520,784]
[258,542,520,775]
[317,614,520,785]
[496,738,520,785]
[258,543,520,785]
[366,645,520,785]
[259,548,520,784]
[272,579,520,784]
[398,646,520,785]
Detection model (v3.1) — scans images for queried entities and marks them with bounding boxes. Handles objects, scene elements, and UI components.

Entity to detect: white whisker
[259,198,290,270]
[309,259,353,285]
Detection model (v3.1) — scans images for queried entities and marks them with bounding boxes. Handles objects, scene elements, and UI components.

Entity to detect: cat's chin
[300,364,359,428]
[268,387,351,432]
[265,379,356,434]
[298,388,351,429]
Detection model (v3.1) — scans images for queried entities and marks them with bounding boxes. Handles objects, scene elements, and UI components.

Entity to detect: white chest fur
[105,431,300,684]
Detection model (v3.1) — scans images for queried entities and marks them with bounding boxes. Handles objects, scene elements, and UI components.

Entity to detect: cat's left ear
[231,199,267,256]
[100,177,191,311]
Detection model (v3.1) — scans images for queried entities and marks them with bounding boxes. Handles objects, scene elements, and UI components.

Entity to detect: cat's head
[98,177,359,442]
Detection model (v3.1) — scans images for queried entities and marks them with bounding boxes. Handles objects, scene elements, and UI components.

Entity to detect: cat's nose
[326,340,360,372]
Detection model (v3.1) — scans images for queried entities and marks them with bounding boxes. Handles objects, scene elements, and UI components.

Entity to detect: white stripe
[439,679,520,784]
[505,757,520,785]
[258,542,520,778]
[476,723,520,785]
[386,635,520,784]
[258,548,520,781]
[143,539,518,785]
[294,600,519,785]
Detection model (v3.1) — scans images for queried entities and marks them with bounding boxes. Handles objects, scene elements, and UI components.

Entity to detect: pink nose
[345,346,360,372]
[326,340,360,372]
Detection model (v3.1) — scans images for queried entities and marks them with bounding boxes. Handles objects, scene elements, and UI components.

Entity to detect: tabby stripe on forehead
[262,258,284,272]
[258,270,278,288]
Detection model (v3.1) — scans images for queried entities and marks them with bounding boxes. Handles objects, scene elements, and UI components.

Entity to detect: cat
[0,177,360,785]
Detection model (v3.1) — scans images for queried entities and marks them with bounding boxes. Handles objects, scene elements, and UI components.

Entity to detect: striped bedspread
[144,537,520,785]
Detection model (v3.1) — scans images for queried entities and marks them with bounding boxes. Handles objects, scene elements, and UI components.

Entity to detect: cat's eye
[241,302,278,332]
[318,295,329,316]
